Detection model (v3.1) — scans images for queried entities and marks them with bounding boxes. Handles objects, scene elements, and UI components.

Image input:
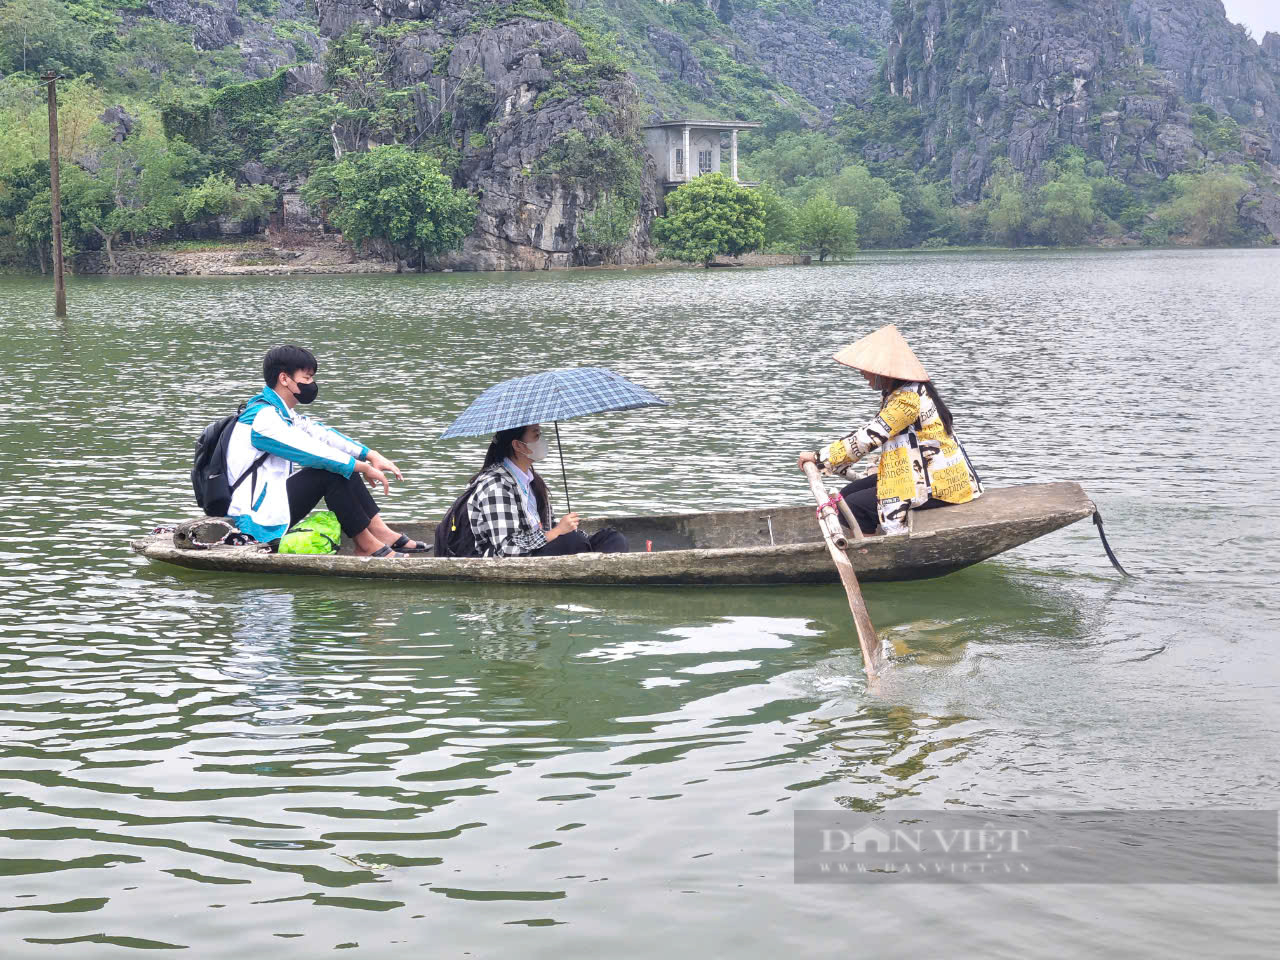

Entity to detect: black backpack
[433,480,482,557]
[191,402,269,517]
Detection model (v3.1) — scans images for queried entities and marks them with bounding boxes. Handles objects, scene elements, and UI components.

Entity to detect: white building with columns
[642,120,762,196]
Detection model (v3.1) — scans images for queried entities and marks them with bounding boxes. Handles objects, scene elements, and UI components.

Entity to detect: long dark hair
[472,424,551,525]
[877,376,954,433]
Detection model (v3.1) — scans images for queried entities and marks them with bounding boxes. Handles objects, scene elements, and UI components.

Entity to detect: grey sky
[1220,0,1280,39]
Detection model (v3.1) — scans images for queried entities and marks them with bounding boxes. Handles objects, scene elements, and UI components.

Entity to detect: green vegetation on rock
[578,193,637,264]
[301,146,477,268]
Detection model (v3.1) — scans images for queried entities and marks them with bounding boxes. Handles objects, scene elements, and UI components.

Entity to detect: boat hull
[132,482,1095,586]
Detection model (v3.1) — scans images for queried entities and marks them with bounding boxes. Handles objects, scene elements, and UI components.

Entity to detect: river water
[1,249,1277,956]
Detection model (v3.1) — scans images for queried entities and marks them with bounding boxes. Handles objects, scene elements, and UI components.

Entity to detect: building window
[674,148,684,176]
[698,149,713,174]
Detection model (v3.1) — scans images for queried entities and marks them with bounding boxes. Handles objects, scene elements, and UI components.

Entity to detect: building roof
[642,120,762,130]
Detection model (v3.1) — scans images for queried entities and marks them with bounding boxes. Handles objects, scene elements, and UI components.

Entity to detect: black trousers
[286,468,379,538]
[531,527,628,556]
[839,475,946,535]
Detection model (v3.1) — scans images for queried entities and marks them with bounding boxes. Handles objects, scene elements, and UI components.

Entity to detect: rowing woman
[797,324,982,536]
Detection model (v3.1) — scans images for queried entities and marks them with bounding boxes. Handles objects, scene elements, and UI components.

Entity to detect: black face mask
[293,380,319,405]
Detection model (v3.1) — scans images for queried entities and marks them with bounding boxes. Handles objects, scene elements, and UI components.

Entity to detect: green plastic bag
[278,510,341,555]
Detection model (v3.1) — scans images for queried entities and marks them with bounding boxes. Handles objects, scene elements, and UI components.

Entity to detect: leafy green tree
[304,145,477,268]
[12,188,56,272]
[298,162,339,221]
[1156,167,1251,245]
[316,26,426,159]
[1034,151,1096,245]
[0,0,108,79]
[983,159,1029,246]
[537,131,644,207]
[182,172,276,225]
[944,200,987,246]
[886,171,947,246]
[12,164,107,272]
[739,131,847,190]
[651,172,765,264]
[181,172,236,222]
[795,191,858,262]
[453,64,496,144]
[1091,174,1143,228]
[109,18,246,93]
[1191,105,1242,154]
[0,74,109,176]
[830,164,907,247]
[577,193,635,265]
[82,118,196,270]
[755,182,797,249]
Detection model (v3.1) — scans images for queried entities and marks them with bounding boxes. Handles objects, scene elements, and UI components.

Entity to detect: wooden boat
[132,481,1098,586]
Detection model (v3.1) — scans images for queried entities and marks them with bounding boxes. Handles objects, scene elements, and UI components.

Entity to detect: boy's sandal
[390,534,429,553]
[370,545,408,559]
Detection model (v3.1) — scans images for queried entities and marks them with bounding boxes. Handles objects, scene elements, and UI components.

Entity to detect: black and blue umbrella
[440,367,668,511]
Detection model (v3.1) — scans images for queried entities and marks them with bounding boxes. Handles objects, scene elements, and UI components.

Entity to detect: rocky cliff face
[715,0,892,117]
[882,0,1280,198]
[600,0,892,121]
[122,0,1280,254]
[311,0,658,269]
[140,0,325,77]
[1130,0,1278,136]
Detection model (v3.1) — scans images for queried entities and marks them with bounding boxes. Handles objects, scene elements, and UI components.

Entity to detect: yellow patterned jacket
[818,382,982,535]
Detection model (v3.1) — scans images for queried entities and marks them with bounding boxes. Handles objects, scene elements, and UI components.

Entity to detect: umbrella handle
[555,421,571,515]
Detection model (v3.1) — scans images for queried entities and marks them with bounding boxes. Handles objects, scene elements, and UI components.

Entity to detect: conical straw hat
[833,324,930,382]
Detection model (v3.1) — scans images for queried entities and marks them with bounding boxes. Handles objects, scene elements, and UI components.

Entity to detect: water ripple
[1,250,1278,955]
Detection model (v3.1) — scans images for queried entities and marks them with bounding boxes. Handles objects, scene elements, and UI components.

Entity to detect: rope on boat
[1093,510,1130,577]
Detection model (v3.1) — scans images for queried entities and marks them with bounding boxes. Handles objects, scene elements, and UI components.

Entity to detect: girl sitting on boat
[468,424,628,557]
[797,324,982,536]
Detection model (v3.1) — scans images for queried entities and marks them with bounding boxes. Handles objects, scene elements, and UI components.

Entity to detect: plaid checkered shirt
[467,464,554,557]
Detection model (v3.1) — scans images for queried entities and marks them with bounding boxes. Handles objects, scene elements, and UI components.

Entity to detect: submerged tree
[795,191,858,262]
[651,172,765,264]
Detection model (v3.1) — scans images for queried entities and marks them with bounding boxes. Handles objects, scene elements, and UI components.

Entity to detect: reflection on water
[1,250,1278,956]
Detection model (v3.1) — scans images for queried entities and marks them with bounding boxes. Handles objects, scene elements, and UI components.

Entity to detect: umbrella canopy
[439,367,669,514]
[440,367,667,440]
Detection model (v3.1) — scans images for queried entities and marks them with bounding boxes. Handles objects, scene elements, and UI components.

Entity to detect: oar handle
[802,462,849,549]
[801,461,881,679]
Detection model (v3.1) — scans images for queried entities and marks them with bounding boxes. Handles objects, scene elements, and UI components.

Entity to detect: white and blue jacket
[226,388,369,542]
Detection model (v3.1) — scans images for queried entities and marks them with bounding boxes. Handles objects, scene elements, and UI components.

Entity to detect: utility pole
[44,71,67,318]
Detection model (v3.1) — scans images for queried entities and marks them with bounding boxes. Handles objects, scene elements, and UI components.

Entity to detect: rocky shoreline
[72,237,396,277]
[69,239,809,276]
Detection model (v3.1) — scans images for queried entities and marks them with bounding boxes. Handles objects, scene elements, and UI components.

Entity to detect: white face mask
[520,435,550,462]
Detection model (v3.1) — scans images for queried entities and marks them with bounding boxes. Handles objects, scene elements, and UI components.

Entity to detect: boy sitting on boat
[225,345,424,558]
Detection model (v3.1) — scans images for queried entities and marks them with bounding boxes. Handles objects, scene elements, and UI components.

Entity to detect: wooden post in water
[44,72,67,318]
[802,462,881,679]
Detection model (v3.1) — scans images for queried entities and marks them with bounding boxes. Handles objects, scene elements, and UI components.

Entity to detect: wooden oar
[802,462,882,679]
